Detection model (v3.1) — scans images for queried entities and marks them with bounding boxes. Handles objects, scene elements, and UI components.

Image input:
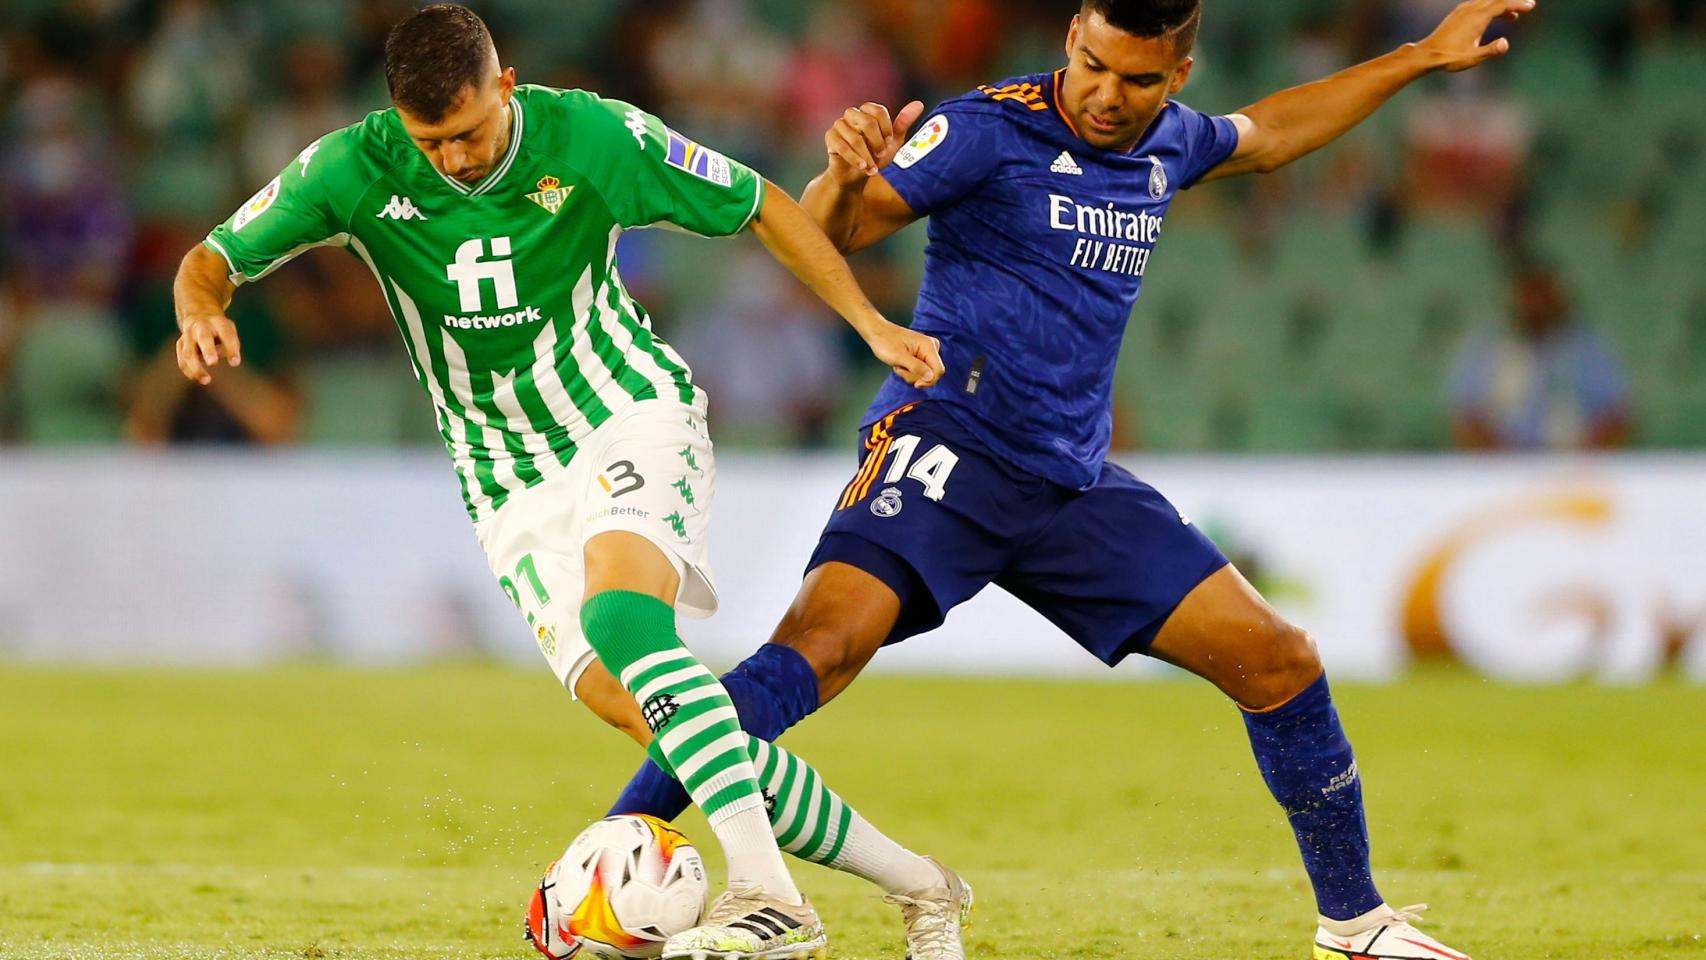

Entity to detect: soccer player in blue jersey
[597,1,1536,957]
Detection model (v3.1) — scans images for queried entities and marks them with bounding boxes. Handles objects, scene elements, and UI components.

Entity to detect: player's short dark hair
[383,3,496,121]
[1081,0,1203,56]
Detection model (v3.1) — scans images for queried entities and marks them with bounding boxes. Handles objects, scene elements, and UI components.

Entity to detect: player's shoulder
[916,71,1059,143]
[513,84,635,132]
[290,109,405,187]
[960,71,1057,117]
[513,84,646,154]
[1155,98,1219,128]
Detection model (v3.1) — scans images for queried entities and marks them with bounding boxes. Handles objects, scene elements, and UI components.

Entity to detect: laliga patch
[664,129,733,187]
[894,114,948,169]
[232,177,280,232]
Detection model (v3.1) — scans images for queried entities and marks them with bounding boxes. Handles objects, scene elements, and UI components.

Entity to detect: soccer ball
[525,814,708,959]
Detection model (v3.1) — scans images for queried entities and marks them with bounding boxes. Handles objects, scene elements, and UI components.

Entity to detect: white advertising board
[1,452,1702,683]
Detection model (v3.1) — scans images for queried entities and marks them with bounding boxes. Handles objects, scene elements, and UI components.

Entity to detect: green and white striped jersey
[205,85,763,521]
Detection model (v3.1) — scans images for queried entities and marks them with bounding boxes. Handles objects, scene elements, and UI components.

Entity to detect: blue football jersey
[867,70,1239,490]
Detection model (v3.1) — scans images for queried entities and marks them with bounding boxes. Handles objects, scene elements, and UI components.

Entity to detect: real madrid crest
[527,175,572,215]
[1147,156,1168,200]
[871,486,904,518]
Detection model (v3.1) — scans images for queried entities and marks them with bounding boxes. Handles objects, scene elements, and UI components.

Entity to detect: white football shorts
[474,398,718,696]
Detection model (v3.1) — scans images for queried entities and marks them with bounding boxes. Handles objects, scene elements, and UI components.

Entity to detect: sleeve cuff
[736,175,765,233]
[202,236,245,286]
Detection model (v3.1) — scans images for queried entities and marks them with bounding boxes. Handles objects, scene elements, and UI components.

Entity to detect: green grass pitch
[2,664,1703,959]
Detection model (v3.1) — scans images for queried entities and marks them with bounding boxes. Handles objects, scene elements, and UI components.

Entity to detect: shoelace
[1389,903,1430,926]
[882,892,957,956]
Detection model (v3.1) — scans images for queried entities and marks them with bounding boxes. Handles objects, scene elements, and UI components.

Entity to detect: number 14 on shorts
[882,435,959,501]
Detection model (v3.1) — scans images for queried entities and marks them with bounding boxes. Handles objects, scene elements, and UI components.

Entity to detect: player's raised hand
[1417,0,1535,72]
[175,314,243,385]
[864,320,945,389]
[825,100,926,186]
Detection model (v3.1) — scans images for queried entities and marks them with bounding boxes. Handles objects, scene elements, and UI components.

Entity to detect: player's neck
[492,101,514,161]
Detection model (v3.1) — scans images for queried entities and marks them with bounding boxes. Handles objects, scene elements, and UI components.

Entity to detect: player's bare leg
[1150,564,1472,960]
[765,561,901,706]
[1146,564,1321,710]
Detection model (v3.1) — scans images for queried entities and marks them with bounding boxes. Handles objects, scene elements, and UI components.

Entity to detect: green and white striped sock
[581,590,800,902]
[748,738,941,896]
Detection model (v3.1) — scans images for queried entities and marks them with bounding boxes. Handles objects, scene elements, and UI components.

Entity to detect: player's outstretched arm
[800,101,925,254]
[172,244,244,385]
[749,179,943,388]
[1199,0,1536,183]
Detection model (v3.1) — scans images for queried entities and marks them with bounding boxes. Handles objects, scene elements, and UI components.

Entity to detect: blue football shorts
[806,401,1229,665]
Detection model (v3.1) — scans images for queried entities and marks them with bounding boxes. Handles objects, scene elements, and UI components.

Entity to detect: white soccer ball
[526,814,708,959]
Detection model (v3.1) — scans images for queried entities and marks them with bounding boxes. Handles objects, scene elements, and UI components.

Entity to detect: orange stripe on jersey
[977,80,1049,111]
[1050,68,1082,138]
[838,422,889,510]
[837,403,919,510]
[855,435,894,504]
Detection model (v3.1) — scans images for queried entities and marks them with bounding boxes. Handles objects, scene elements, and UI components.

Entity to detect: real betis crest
[527,175,572,214]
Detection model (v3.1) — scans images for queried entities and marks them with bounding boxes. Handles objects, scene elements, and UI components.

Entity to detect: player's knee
[778,623,874,702]
[1248,619,1322,710]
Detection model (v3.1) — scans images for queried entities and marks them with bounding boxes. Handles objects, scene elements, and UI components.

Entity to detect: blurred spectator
[648,0,787,165]
[1448,260,1631,450]
[1,75,129,305]
[0,0,1703,452]
[127,0,250,145]
[121,302,302,446]
[673,247,849,447]
[1401,71,1533,217]
[241,36,361,187]
[119,222,301,446]
[780,7,904,154]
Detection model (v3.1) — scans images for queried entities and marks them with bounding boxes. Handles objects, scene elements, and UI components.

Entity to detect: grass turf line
[1,665,1703,959]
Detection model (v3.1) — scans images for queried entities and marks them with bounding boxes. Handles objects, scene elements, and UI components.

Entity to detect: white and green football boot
[1313,903,1472,960]
[661,885,826,960]
[882,856,974,960]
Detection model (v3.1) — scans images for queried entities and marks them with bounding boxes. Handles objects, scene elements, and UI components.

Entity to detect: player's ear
[498,65,517,99]
[1065,14,1081,60]
[1169,56,1195,95]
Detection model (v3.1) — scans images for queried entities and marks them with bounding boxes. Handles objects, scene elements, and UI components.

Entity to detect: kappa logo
[1050,150,1083,175]
[624,108,649,149]
[296,139,321,176]
[871,486,904,518]
[376,195,428,221]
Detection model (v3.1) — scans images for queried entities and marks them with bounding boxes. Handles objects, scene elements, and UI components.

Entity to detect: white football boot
[1313,903,1472,960]
[882,856,975,960]
[661,884,827,960]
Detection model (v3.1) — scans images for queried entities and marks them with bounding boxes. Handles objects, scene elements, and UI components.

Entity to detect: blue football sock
[1242,673,1384,921]
[607,643,821,819]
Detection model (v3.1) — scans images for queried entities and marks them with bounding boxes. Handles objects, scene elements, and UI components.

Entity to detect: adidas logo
[376,195,427,220]
[1050,150,1083,175]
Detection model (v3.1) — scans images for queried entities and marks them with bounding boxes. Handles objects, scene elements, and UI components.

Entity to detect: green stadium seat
[301,352,434,445]
[12,304,127,445]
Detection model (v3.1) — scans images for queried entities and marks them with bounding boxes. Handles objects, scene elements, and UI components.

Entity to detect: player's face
[397,56,518,184]
[1061,12,1194,152]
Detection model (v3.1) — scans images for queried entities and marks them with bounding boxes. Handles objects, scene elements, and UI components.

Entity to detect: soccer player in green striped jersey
[172,6,961,959]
